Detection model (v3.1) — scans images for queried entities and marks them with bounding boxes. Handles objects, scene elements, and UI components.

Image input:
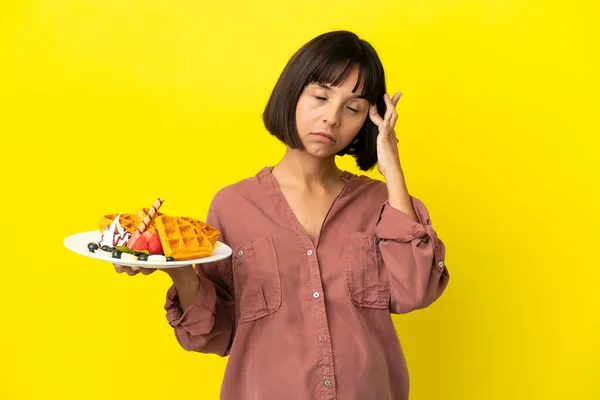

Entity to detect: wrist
[384,173,407,193]
[166,265,198,286]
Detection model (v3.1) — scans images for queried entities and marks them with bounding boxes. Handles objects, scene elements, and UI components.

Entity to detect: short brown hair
[262,30,387,171]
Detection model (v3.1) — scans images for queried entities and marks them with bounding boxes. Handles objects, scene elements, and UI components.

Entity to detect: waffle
[154,215,214,260]
[135,207,163,233]
[98,208,165,235]
[180,217,220,245]
[98,213,142,234]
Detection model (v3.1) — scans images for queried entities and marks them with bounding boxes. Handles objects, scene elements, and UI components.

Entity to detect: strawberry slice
[142,231,153,241]
[126,231,140,247]
[147,233,163,255]
[130,235,149,251]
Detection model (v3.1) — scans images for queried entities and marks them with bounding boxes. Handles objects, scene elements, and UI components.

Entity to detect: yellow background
[1,1,598,399]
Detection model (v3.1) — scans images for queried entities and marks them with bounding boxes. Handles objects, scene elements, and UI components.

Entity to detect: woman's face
[295,65,370,157]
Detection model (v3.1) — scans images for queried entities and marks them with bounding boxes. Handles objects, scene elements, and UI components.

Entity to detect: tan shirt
[164,166,450,400]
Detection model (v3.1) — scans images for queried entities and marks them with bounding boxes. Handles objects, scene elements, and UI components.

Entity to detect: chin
[301,143,340,158]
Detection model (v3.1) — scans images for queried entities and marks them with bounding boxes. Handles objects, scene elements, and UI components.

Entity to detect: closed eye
[314,95,358,112]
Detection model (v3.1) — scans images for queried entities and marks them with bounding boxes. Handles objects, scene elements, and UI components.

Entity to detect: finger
[125,268,139,276]
[139,268,156,275]
[114,264,126,273]
[390,111,398,129]
[389,92,402,130]
[369,103,384,126]
[383,93,395,122]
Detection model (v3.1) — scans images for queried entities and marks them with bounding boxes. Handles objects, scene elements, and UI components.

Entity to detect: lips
[311,132,335,143]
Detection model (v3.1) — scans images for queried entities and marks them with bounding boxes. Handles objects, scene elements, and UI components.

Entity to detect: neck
[272,148,344,190]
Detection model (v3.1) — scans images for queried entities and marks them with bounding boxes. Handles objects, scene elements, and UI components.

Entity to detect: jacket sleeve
[164,193,236,356]
[374,196,450,314]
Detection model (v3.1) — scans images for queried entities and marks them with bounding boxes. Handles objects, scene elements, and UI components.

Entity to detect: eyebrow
[312,83,368,100]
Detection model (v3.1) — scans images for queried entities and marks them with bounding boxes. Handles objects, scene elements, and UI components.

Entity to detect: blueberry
[166,256,175,262]
[138,254,148,261]
[87,242,99,252]
[101,245,111,252]
[112,250,122,259]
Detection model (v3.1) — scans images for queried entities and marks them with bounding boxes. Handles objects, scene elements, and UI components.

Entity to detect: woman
[115,30,449,400]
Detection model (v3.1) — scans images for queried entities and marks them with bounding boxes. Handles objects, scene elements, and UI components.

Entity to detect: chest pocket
[232,236,282,324]
[344,232,390,309]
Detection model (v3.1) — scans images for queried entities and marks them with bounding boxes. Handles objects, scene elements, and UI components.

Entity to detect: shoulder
[209,167,270,211]
[345,171,388,199]
[344,172,426,209]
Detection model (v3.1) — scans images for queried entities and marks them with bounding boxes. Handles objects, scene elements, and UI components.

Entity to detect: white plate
[64,231,232,268]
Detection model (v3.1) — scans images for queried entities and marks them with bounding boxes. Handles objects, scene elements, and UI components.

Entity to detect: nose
[322,103,341,127]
